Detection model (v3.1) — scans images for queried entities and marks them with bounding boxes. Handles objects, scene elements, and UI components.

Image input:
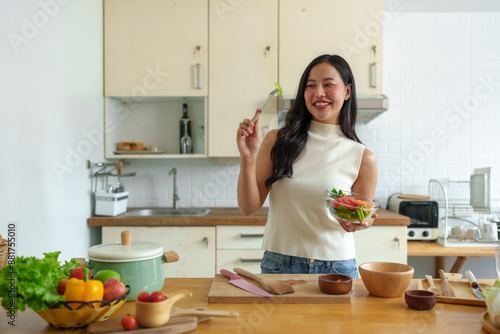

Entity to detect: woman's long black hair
[265,54,361,187]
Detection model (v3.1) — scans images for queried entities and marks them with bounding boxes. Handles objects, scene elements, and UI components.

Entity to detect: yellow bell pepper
[64,267,103,309]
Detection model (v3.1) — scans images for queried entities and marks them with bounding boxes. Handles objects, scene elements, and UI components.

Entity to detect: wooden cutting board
[417,279,489,306]
[208,274,351,304]
[87,316,199,334]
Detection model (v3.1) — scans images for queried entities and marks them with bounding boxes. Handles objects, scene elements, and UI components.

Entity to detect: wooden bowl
[135,290,192,328]
[318,274,352,295]
[405,290,437,310]
[359,262,414,298]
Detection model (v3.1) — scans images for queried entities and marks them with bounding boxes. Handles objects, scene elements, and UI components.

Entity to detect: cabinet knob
[393,236,400,251]
[194,45,201,58]
[203,236,208,248]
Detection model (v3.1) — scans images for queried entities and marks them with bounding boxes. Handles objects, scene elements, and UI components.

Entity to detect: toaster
[388,194,439,241]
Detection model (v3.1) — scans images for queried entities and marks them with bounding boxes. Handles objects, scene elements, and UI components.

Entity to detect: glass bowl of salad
[325,188,380,223]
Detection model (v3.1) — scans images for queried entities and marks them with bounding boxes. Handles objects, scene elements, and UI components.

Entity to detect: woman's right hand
[236,109,261,159]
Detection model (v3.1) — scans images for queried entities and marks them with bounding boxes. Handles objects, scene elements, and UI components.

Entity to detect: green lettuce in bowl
[325,188,380,223]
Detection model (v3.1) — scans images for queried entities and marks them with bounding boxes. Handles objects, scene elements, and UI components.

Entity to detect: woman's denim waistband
[260,250,359,278]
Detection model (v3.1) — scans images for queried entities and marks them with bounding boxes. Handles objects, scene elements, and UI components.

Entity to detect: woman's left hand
[338,213,378,233]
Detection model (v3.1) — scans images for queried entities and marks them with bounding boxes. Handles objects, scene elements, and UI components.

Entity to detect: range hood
[356,94,389,123]
[278,94,389,125]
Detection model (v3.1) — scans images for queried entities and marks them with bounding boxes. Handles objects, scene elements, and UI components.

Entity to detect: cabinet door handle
[195,63,201,89]
[370,62,378,88]
[393,236,400,251]
[203,236,208,248]
[265,45,272,57]
[240,259,262,263]
[240,233,264,238]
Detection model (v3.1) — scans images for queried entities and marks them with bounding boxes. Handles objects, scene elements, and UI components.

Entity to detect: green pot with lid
[87,231,179,301]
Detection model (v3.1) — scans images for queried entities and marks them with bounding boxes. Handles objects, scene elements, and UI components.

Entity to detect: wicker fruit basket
[36,286,130,328]
[0,235,9,268]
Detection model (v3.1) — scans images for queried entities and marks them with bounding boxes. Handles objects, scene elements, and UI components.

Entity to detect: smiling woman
[236,54,378,278]
[304,62,352,125]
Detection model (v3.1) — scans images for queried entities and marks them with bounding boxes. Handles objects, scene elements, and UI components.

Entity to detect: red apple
[57,279,68,295]
[103,278,127,301]
[69,267,91,280]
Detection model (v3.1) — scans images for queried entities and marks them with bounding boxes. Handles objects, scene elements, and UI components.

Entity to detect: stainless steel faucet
[168,168,179,209]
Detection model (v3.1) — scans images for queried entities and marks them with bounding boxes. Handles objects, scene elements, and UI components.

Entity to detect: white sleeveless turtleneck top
[262,120,366,260]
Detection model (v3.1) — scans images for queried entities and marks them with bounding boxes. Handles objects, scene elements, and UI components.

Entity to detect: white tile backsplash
[376,11,500,206]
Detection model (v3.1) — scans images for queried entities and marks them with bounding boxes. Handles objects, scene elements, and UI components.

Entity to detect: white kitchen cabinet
[99,224,405,277]
[216,226,265,273]
[103,0,384,159]
[104,0,208,97]
[102,226,216,278]
[279,0,384,95]
[354,226,407,265]
[208,0,278,157]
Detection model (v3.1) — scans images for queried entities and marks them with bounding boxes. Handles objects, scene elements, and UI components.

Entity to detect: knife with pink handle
[220,269,273,297]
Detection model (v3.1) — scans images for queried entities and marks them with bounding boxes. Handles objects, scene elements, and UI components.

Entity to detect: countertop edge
[88,207,409,227]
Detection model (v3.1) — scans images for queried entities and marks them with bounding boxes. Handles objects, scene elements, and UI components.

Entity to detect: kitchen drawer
[216,249,264,274]
[216,226,265,249]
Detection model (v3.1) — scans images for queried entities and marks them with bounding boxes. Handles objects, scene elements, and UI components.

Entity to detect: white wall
[1,1,499,278]
[0,0,104,261]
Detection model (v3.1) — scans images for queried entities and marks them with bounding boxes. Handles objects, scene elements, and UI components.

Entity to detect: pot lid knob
[121,231,131,245]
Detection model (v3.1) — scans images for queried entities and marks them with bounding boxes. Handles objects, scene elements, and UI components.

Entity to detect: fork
[251,83,282,122]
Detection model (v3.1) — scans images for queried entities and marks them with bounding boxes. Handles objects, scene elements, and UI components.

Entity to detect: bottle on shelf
[180,103,192,154]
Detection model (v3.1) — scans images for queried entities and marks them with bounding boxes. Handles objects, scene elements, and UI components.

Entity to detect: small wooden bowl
[359,262,414,298]
[318,274,352,295]
[135,290,192,327]
[405,290,437,310]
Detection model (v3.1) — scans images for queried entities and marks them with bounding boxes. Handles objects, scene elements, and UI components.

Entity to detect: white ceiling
[385,0,500,12]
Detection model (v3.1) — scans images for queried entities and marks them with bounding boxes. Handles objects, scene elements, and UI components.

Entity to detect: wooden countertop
[88,207,409,227]
[2,277,491,334]
[408,241,495,257]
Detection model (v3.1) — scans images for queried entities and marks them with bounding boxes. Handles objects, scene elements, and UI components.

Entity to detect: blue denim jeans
[260,250,359,278]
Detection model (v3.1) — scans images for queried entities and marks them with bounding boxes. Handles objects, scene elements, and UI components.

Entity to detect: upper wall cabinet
[279,0,384,96]
[104,0,208,97]
[208,0,278,157]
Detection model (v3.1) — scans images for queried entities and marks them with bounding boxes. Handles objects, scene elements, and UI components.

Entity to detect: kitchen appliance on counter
[388,194,439,241]
[95,190,129,216]
[87,159,136,216]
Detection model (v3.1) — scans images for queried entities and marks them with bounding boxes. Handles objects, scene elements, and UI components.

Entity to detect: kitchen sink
[124,208,211,217]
